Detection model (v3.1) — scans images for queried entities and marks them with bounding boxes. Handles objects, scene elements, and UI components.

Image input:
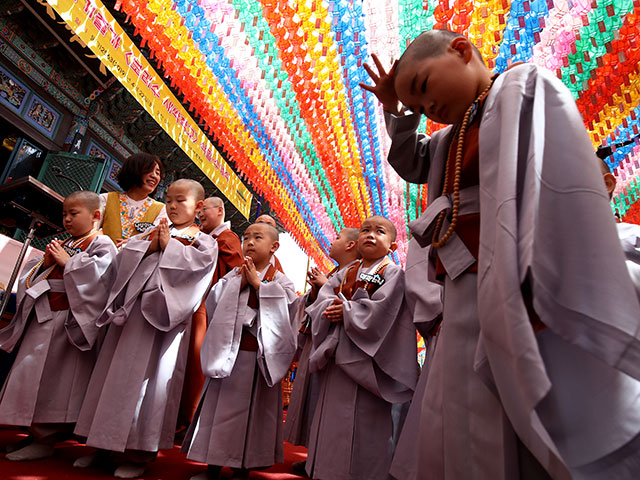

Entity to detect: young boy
[73,179,218,478]
[182,222,297,480]
[255,214,284,272]
[304,215,418,480]
[177,196,244,430]
[0,190,117,461]
[363,29,640,478]
[284,227,360,457]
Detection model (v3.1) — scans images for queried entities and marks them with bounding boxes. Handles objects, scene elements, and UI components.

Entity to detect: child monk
[182,222,297,480]
[176,197,244,431]
[255,214,284,272]
[304,215,418,480]
[73,179,218,478]
[0,191,117,461]
[363,29,640,478]
[284,227,360,467]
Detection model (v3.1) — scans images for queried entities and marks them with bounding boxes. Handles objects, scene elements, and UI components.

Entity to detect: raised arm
[361,53,433,184]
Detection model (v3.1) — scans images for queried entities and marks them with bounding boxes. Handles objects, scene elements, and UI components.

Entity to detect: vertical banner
[46,0,252,218]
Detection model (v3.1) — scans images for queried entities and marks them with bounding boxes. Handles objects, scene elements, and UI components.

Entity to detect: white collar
[210,221,231,237]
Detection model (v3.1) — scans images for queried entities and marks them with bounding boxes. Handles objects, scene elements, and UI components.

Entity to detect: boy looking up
[304,216,418,480]
[74,179,217,478]
[183,222,297,480]
[0,191,116,461]
[284,227,361,456]
[363,29,640,478]
[255,214,284,272]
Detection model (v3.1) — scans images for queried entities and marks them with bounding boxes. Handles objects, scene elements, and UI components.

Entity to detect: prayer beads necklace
[432,80,494,249]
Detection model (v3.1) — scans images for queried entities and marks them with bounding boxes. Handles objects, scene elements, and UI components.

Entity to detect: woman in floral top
[99,153,168,246]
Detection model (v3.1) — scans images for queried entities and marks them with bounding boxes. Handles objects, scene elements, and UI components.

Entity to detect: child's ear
[194,199,205,213]
[345,240,356,251]
[604,172,617,197]
[450,37,473,63]
[388,242,398,253]
[93,209,102,223]
[271,241,280,254]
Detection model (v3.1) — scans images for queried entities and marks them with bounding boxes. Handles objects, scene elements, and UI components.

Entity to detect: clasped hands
[146,218,171,254]
[240,256,261,291]
[43,239,71,268]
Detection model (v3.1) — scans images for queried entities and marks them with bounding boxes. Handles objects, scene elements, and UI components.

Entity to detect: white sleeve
[98,192,109,228]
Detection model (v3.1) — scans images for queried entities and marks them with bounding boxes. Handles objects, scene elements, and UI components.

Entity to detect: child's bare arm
[360,54,401,115]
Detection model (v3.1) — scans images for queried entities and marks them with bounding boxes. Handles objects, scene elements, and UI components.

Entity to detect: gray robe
[182,267,298,468]
[0,235,116,426]
[389,240,442,480]
[282,291,318,447]
[74,233,217,453]
[305,262,418,480]
[387,62,640,478]
[284,262,358,447]
[618,222,640,301]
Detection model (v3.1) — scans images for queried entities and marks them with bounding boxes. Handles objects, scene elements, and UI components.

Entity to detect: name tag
[358,272,385,286]
[172,233,195,243]
[62,245,83,256]
[135,221,155,233]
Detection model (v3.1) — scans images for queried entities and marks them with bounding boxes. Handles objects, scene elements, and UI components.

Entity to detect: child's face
[329,230,352,261]
[166,184,201,227]
[242,224,278,266]
[140,162,162,196]
[62,199,98,238]
[394,40,479,125]
[357,218,396,261]
[198,201,223,233]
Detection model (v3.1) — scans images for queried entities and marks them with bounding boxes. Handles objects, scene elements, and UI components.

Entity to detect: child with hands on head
[303,215,418,480]
[182,222,298,480]
[363,28,640,479]
[0,191,117,462]
[73,179,218,479]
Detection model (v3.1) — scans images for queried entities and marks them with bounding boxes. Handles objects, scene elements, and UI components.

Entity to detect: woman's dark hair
[116,153,164,193]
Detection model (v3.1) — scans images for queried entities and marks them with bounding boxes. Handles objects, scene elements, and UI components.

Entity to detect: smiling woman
[99,153,169,245]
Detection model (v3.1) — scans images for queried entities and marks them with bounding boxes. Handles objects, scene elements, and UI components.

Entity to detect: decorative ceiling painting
[50,0,640,268]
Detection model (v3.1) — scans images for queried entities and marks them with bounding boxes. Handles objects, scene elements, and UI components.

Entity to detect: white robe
[305,262,418,480]
[0,235,116,426]
[182,266,298,468]
[74,232,217,453]
[386,62,640,478]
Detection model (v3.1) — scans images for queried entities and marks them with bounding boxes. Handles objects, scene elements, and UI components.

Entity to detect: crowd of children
[3,28,640,480]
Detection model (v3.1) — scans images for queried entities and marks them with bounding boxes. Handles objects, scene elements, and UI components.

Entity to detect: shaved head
[246,222,279,241]
[365,215,397,242]
[255,214,277,228]
[65,190,100,212]
[170,178,205,201]
[396,29,483,79]
[341,227,360,243]
[205,196,224,208]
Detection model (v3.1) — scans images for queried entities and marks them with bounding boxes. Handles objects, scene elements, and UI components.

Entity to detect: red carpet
[0,429,309,479]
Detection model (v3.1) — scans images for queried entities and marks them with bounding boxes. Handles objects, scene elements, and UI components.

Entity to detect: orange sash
[334,259,390,300]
